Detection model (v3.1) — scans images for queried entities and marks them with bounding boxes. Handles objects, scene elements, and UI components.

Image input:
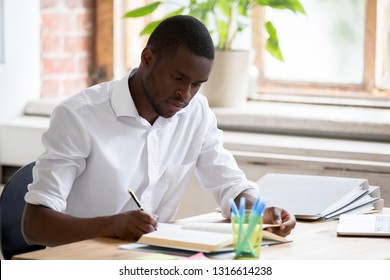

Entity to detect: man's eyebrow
[175,70,208,83]
[195,78,208,84]
[174,69,189,79]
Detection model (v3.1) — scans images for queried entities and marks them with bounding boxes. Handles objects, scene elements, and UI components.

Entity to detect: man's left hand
[263,207,296,237]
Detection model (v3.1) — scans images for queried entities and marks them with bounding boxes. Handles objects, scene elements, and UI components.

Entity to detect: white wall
[0,0,40,121]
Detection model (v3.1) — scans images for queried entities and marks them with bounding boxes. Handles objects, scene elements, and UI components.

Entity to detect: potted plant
[123,0,305,107]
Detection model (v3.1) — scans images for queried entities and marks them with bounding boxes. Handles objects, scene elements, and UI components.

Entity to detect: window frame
[252,0,390,101]
[91,0,390,142]
[0,0,4,63]
[109,1,390,104]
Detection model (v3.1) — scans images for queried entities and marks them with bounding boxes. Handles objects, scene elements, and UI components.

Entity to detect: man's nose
[176,84,192,100]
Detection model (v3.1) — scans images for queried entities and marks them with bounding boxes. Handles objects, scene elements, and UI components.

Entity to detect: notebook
[337,214,390,237]
[256,173,380,221]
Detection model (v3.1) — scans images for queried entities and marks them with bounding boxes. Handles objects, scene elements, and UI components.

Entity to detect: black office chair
[0,161,45,259]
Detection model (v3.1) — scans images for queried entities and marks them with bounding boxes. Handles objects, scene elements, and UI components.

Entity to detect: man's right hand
[111,210,158,241]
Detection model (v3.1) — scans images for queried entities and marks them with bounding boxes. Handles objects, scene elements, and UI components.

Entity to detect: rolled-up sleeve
[25,103,90,212]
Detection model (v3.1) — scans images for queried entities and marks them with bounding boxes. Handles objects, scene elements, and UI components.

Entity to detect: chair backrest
[0,162,45,259]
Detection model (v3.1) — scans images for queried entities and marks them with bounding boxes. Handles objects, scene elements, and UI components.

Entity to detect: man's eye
[173,75,183,81]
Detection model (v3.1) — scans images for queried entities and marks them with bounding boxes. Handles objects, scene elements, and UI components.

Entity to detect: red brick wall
[40,0,94,97]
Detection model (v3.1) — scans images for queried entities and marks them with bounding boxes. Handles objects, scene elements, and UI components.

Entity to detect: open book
[137,222,290,253]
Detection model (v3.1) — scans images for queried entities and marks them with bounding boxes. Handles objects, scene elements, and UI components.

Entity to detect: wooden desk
[14,209,390,260]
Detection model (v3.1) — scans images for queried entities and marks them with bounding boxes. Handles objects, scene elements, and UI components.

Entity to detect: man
[22,15,295,247]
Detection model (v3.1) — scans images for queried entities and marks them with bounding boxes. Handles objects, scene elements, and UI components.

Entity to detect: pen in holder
[230,197,265,259]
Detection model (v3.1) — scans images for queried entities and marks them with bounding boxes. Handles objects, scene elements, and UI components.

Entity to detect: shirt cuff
[220,181,260,218]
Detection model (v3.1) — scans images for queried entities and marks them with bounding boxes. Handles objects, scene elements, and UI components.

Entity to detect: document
[337,214,390,236]
[136,222,290,253]
[256,173,382,221]
[324,186,383,219]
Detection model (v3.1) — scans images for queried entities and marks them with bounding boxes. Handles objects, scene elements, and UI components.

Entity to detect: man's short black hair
[147,15,215,60]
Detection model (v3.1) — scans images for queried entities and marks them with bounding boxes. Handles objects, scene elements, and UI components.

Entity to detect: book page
[181,222,289,243]
[181,222,281,234]
[138,226,233,252]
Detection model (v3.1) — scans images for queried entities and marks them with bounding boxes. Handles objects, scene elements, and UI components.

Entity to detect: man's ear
[141,47,155,69]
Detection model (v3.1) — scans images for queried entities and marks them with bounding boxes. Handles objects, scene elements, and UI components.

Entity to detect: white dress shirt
[25,69,259,222]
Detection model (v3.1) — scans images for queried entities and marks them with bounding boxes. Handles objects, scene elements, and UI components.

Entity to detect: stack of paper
[256,173,383,221]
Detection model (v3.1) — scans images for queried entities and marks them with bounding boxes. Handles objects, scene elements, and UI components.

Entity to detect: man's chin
[157,106,181,119]
[160,112,177,119]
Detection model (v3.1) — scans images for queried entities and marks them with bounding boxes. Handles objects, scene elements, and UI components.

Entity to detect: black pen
[128,188,143,210]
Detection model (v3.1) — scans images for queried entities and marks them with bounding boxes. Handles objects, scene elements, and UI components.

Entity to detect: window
[264,1,365,85]
[115,0,390,102]
[0,0,4,63]
[253,0,390,100]
[377,0,390,89]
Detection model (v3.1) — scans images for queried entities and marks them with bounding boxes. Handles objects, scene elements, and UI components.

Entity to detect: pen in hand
[128,188,143,211]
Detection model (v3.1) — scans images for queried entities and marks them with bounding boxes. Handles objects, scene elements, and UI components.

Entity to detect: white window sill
[212,100,390,142]
[21,96,390,142]
[15,97,390,144]
[23,97,64,117]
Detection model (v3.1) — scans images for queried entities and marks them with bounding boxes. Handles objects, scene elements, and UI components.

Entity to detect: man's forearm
[234,189,259,210]
[22,203,114,247]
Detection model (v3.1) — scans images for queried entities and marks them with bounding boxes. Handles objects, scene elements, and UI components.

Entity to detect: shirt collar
[110,67,188,120]
[111,68,138,118]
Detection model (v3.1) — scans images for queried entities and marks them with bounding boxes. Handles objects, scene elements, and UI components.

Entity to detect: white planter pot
[201,49,251,107]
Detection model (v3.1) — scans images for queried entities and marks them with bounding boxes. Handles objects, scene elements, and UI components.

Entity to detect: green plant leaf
[188,0,215,22]
[140,20,162,36]
[122,0,305,55]
[122,2,161,18]
[265,21,278,39]
[138,8,185,36]
[238,0,251,17]
[265,21,284,61]
[216,0,233,17]
[238,1,251,11]
[266,39,283,61]
[255,0,305,14]
[216,20,228,49]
